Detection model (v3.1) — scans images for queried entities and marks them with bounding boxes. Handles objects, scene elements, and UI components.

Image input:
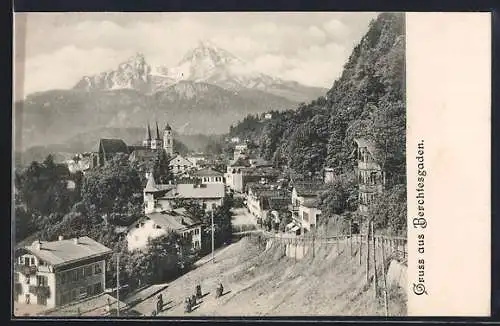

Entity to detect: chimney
[58,235,64,241]
[73,237,79,245]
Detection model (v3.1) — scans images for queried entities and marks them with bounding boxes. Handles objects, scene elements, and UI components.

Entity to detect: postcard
[12,11,491,318]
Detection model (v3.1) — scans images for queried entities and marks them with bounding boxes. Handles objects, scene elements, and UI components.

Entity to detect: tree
[15,155,76,217]
[370,184,407,235]
[174,199,206,222]
[14,206,36,241]
[144,232,182,282]
[116,232,184,289]
[318,173,358,220]
[152,150,173,184]
[212,196,234,245]
[81,154,143,223]
[278,212,292,232]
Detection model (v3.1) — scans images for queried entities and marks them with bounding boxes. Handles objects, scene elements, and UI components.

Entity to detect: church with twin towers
[142,122,174,156]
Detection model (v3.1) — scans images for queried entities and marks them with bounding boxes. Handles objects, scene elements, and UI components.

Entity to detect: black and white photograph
[12,12,407,317]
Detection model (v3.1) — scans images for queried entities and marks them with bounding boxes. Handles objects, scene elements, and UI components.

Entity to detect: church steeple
[150,121,163,150]
[143,123,152,147]
[163,123,174,156]
[155,121,161,140]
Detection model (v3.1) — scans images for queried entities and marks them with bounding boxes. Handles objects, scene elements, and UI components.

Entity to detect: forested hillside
[228,13,406,234]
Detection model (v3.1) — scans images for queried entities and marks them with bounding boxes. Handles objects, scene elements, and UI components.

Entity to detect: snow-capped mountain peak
[73,41,327,102]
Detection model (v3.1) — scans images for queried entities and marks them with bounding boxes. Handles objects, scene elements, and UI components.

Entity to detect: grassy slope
[129,237,407,316]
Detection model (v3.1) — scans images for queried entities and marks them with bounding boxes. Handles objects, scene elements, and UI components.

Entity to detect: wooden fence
[237,225,407,316]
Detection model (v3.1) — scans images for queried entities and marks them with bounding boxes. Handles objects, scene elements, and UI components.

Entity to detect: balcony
[29,285,51,298]
[359,184,382,193]
[358,161,380,170]
[37,265,52,273]
[15,264,37,276]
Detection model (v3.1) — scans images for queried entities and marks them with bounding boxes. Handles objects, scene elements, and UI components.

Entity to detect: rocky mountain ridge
[73,40,326,103]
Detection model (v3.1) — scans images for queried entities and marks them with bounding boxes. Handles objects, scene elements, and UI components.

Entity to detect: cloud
[18,12,376,94]
[322,19,351,40]
[23,46,129,95]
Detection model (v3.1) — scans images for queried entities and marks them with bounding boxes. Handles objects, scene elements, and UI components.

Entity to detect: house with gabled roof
[143,172,225,214]
[246,183,290,221]
[289,181,327,232]
[225,159,279,193]
[353,138,385,214]
[14,236,112,309]
[192,167,224,184]
[168,154,195,175]
[126,208,203,252]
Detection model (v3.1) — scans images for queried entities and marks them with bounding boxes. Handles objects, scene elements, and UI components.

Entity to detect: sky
[14,12,377,97]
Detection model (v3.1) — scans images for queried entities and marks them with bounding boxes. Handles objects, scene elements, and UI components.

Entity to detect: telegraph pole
[211,210,215,264]
[116,254,120,316]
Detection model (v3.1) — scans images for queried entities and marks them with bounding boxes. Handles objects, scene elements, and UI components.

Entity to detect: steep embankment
[130,237,406,316]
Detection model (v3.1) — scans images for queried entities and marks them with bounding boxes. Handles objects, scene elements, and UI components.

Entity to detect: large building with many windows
[14,236,112,309]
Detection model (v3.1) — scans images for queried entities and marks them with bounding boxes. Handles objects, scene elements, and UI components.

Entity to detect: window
[61,272,67,285]
[39,259,45,266]
[303,211,309,222]
[19,257,22,264]
[36,275,48,286]
[77,268,84,280]
[93,282,102,295]
[71,289,77,301]
[87,285,93,296]
[24,257,30,266]
[155,225,162,229]
[94,263,102,274]
[72,270,78,282]
[30,257,35,265]
[79,286,87,296]
[26,276,30,285]
[84,266,93,277]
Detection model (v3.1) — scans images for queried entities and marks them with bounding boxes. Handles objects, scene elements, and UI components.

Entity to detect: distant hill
[14,126,223,167]
[228,12,406,185]
[14,82,296,152]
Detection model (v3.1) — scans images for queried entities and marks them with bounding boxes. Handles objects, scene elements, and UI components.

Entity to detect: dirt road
[231,208,257,226]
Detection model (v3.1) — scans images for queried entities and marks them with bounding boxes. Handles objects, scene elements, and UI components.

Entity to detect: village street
[231,208,257,226]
